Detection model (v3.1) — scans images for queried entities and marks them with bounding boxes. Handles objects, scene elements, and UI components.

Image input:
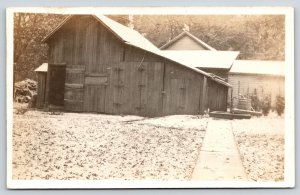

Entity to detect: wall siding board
[207,80,228,112]
[36,73,47,108]
[228,74,285,107]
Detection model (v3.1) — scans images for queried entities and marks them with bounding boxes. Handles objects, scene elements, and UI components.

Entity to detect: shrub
[261,95,271,116]
[276,95,285,116]
[250,94,261,111]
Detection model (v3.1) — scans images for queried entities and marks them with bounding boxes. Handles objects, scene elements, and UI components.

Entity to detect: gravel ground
[232,116,285,182]
[12,105,207,180]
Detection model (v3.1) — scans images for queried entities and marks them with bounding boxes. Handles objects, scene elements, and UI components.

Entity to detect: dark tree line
[14,13,67,82]
[13,14,285,82]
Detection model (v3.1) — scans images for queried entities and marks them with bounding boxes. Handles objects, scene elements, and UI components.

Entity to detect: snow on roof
[230,60,285,76]
[161,50,239,69]
[34,63,48,72]
[94,15,160,54]
[42,15,232,87]
[160,30,217,51]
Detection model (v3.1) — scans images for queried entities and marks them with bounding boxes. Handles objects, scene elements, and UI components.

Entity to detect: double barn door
[64,65,107,113]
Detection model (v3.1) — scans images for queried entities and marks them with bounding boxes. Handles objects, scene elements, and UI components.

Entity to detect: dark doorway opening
[48,63,66,106]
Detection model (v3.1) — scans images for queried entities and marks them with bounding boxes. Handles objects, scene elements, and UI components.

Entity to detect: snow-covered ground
[11,104,285,181]
[232,116,285,181]
[12,107,207,180]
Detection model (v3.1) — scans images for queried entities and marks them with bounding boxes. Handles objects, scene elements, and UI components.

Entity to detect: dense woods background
[13,13,285,82]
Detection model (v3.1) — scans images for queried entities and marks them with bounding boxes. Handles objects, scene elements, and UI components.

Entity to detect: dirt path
[191,118,247,181]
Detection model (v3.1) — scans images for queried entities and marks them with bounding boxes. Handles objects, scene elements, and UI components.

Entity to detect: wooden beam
[200,76,208,114]
[49,62,66,66]
[65,83,84,89]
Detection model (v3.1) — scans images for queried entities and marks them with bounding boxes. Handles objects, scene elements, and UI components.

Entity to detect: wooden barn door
[64,65,85,111]
[83,74,108,113]
[164,78,189,115]
[48,63,66,106]
[143,62,164,116]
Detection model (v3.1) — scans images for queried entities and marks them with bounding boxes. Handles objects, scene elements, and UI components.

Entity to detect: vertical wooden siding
[162,60,204,115]
[36,73,47,108]
[208,80,228,112]
[46,15,228,116]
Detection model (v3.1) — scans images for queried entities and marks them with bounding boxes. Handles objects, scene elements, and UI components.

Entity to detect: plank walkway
[191,118,248,181]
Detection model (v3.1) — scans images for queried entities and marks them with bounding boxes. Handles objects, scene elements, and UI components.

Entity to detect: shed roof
[160,30,217,51]
[42,15,231,87]
[34,63,48,72]
[161,50,239,70]
[229,60,285,76]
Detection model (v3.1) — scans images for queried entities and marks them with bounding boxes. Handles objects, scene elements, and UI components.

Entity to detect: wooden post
[45,64,51,106]
[200,77,208,114]
[230,87,233,113]
[238,80,240,99]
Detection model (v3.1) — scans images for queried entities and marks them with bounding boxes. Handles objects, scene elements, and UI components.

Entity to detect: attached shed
[161,50,239,79]
[38,15,231,117]
[228,60,285,107]
[160,30,217,51]
[34,63,48,108]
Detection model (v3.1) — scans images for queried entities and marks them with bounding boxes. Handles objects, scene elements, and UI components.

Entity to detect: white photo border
[6,6,295,189]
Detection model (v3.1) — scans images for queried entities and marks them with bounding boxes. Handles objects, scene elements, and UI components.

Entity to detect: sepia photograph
[6,7,294,188]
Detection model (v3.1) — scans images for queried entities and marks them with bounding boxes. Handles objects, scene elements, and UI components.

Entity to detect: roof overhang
[34,63,48,72]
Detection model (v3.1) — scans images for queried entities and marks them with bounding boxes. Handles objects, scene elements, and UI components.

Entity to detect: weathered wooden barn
[36,15,231,117]
[228,60,285,107]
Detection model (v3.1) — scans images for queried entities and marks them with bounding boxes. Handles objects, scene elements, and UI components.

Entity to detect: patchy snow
[232,117,284,181]
[135,115,208,130]
[11,103,285,182]
[12,108,207,180]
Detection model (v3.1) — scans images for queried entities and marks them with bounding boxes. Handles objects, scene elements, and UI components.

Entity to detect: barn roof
[229,60,285,76]
[34,63,48,72]
[161,50,239,70]
[42,15,231,87]
[160,30,217,51]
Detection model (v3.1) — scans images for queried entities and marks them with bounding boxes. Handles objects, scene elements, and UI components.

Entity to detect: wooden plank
[232,108,262,117]
[85,19,98,74]
[209,111,251,120]
[83,85,97,112]
[85,73,107,77]
[200,77,208,114]
[66,68,85,73]
[65,83,83,89]
[36,73,46,108]
[97,85,106,113]
[85,76,107,85]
